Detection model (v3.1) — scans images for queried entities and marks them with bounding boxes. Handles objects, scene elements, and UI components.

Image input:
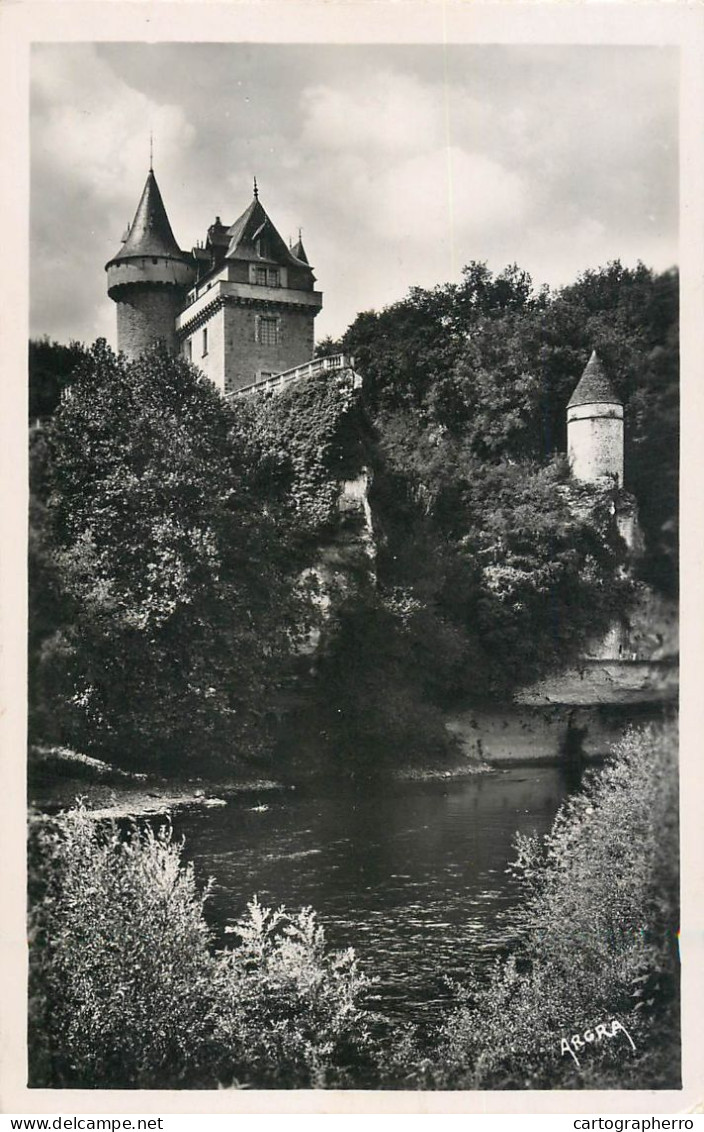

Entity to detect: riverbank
[28,745,291,819]
[29,693,675,819]
[29,742,499,819]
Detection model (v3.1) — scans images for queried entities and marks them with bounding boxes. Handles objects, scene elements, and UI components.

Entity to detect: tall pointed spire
[149,131,154,172]
[109,168,184,262]
[292,226,309,264]
[253,175,258,200]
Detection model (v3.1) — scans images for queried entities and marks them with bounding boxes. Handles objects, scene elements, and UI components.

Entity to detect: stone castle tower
[105,169,196,357]
[567,349,624,486]
[106,169,322,394]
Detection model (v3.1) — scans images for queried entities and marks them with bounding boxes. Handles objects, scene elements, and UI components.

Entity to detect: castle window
[254,266,280,288]
[257,316,279,346]
[185,339,193,362]
[202,327,208,357]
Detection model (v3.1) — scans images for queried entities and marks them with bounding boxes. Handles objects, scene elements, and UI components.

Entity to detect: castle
[106,166,625,489]
[106,167,322,395]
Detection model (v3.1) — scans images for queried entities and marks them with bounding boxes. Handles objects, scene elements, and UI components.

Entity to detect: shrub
[30,342,314,771]
[211,898,376,1088]
[430,722,679,1089]
[28,807,375,1089]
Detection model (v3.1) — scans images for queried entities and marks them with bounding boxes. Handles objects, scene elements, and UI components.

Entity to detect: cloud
[29,44,678,346]
[299,71,527,246]
[302,70,446,156]
[32,46,194,205]
[31,45,198,343]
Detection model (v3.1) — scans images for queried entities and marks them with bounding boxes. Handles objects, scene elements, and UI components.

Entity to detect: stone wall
[115,286,184,357]
[220,304,316,393]
[186,306,226,393]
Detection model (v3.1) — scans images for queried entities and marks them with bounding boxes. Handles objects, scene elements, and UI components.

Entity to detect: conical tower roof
[567,350,621,408]
[109,169,185,263]
[291,234,309,264]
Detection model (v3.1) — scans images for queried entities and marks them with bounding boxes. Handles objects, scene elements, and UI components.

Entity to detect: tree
[432,723,679,1089]
[29,337,87,422]
[31,342,313,770]
[341,262,543,418]
[342,260,678,594]
[369,434,633,702]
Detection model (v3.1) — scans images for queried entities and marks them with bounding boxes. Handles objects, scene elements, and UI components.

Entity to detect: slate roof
[291,236,309,265]
[206,217,231,250]
[109,170,186,262]
[567,350,621,408]
[225,195,312,269]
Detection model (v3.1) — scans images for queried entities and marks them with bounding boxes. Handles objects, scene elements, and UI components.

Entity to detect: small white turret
[567,350,624,486]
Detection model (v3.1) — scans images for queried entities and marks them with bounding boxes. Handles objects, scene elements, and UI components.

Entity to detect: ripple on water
[173,766,571,1028]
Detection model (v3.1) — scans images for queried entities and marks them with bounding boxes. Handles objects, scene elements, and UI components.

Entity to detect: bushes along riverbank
[28,723,678,1089]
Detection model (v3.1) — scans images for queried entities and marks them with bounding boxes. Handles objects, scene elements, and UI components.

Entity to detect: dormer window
[254,266,280,287]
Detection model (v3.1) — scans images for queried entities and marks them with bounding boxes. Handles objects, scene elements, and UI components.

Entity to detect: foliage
[29,809,214,1088]
[429,723,680,1089]
[342,260,678,594]
[213,897,376,1087]
[28,806,375,1089]
[29,337,87,422]
[369,438,633,702]
[29,342,315,770]
[231,368,370,540]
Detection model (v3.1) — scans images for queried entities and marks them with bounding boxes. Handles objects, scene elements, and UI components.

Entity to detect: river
[172,765,577,1033]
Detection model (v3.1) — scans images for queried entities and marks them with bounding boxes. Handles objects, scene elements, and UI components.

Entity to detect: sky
[30,42,678,347]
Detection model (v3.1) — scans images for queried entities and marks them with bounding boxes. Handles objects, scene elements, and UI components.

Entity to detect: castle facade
[106,168,322,394]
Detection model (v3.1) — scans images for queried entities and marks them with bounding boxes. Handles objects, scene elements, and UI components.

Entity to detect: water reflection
[173,766,572,1030]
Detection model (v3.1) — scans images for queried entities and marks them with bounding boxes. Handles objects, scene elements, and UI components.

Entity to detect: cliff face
[445,703,670,765]
[298,466,376,655]
[315,467,377,585]
[311,461,679,767]
[515,548,678,708]
[247,368,677,769]
[447,587,678,765]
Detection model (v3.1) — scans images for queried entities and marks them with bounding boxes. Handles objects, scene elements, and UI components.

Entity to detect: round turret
[106,169,196,358]
[567,350,624,486]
